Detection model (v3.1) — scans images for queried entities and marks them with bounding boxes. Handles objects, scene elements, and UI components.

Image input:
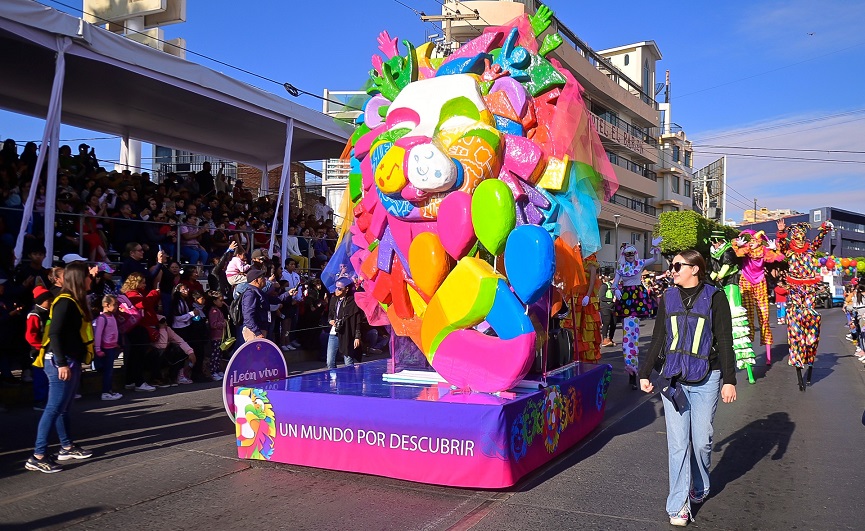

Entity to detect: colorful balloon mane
[336,12,617,394]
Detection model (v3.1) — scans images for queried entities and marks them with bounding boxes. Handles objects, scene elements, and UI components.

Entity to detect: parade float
[227,9,618,488]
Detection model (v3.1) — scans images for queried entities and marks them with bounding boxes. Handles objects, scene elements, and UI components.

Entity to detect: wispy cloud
[692,110,865,221]
[737,0,865,55]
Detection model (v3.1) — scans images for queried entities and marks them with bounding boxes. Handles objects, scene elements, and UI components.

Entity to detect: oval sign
[222,338,288,421]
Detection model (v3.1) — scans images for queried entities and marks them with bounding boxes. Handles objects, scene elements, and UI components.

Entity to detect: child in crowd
[93,295,123,401]
[206,290,227,381]
[153,315,196,384]
[225,248,250,286]
[774,279,788,325]
[25,286,53,410]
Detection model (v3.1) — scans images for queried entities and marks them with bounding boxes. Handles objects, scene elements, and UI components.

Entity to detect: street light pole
[613,214,621,266]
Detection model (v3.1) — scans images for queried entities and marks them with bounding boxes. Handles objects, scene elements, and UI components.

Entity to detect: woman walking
[26,263,96,473]
[639,250,737,526]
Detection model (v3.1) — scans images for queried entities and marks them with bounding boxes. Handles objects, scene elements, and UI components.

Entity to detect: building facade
[441,0,687,270]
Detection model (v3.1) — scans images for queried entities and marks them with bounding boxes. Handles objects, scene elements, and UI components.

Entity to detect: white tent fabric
[14,35,71,266]
[0,0,350,166]
[0,0,351,264]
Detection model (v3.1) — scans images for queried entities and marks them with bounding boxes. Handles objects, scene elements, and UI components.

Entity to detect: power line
[676,39,865,100]
[698,150,865,165]
[38,0,364,112]
[692,108,865,142]
[695,144,865,155]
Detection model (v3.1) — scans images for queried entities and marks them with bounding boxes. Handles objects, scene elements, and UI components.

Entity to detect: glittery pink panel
[547,60,619,201]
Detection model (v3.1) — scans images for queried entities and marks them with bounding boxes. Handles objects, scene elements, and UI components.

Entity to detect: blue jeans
[662,370,721,517]
[326,334,339,369]
[32,366,48,404]
[95,348,119,393]
[181,246,208,264]
[34,357,82,457]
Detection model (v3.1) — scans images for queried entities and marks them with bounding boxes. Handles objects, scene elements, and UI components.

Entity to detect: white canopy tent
[0,0,351,265]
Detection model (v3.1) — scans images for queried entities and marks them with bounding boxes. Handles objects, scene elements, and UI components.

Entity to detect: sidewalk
[0,345,390,409]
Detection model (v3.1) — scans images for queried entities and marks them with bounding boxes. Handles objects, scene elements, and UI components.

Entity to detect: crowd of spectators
[0,137,384,404]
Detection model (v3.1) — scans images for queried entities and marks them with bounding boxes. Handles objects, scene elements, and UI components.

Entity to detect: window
[684,180,692,198]
[813,210,822,223]
[672,145,680,162]
[671,176,680,194]
[684,150,692,167]
[643,59,650,92]
[624,54,630,66]
[632,233,642,244]
[604,230,611,245]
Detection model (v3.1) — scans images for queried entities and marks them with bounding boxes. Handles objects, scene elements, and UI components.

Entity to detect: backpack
[229,295,243,326]
[116,293,143,334]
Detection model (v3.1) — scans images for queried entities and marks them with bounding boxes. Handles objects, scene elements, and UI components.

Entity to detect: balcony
[606,151,657,181]
[609,193,657,217]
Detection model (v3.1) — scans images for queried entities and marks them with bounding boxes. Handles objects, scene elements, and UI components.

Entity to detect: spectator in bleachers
[119,242,163,285]
[179,215,209,265]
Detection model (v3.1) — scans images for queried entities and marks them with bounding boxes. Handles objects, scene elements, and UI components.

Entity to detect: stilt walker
[612,238,663,389]
[732,230,783,365]
[710,231,757,384]
[573,252,602,362]
[776,218,833,391]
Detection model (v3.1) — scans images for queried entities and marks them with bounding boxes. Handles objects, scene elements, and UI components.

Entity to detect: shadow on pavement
[0,402,231,476]
[709,412,795,498]
[7,507,106,530]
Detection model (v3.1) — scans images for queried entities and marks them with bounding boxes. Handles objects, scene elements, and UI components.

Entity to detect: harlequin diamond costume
[776,219,833,391]
[710,231,757,384]
[612,238,662,389]
[731,230,783,365]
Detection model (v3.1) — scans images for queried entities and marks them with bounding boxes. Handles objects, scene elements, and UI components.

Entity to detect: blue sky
[3,0,863,221]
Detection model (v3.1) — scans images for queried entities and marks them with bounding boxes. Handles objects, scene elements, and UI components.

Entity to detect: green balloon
[471,179,516,256]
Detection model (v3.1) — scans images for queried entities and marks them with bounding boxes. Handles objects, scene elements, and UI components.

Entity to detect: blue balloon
[504,225,555,305]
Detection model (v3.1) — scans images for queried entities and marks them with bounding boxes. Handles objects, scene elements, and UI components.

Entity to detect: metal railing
[609,194,657,216]
[1,205,342,275]
[605,151,657,181]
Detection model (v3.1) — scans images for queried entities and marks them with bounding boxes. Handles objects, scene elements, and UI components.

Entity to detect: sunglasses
[623,252,636,257]
[670,262,694,272]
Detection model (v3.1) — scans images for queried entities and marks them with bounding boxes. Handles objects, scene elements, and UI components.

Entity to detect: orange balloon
[409,232,454,298]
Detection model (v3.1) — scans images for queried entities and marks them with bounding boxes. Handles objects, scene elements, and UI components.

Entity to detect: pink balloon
[437,191,476,259]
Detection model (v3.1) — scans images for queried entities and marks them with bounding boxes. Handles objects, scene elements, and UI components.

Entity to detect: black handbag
[657,376,689,412]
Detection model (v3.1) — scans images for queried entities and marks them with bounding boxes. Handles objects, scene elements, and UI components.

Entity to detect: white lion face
[405,143,458,193]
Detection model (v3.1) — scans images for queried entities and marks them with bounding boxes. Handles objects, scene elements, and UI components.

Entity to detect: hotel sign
[590,113,652,157]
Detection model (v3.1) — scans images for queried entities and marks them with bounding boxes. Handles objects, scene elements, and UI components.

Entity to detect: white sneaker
[101,392,122,401]
[74,394,82,399]
[289,340,301,348]
[177,375,193,385]
[669,504,691,526]
[281,344,296,351]
[135,383,156,392]
[212,373,223,381]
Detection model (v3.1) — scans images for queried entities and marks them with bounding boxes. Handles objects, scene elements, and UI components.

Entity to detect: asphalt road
[2,307,864,530]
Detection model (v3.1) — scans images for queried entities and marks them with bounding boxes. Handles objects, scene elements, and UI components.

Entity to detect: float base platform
[234,360,612,488]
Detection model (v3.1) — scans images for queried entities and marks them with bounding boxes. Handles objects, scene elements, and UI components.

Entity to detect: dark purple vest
[661,283,716,383]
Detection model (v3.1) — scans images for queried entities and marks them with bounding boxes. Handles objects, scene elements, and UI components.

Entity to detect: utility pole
[753,198,757,224]
[420,8,479,52]
[613,214,621,266]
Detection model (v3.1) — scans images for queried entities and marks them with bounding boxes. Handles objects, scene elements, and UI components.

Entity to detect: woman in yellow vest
[26,262,95,473]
